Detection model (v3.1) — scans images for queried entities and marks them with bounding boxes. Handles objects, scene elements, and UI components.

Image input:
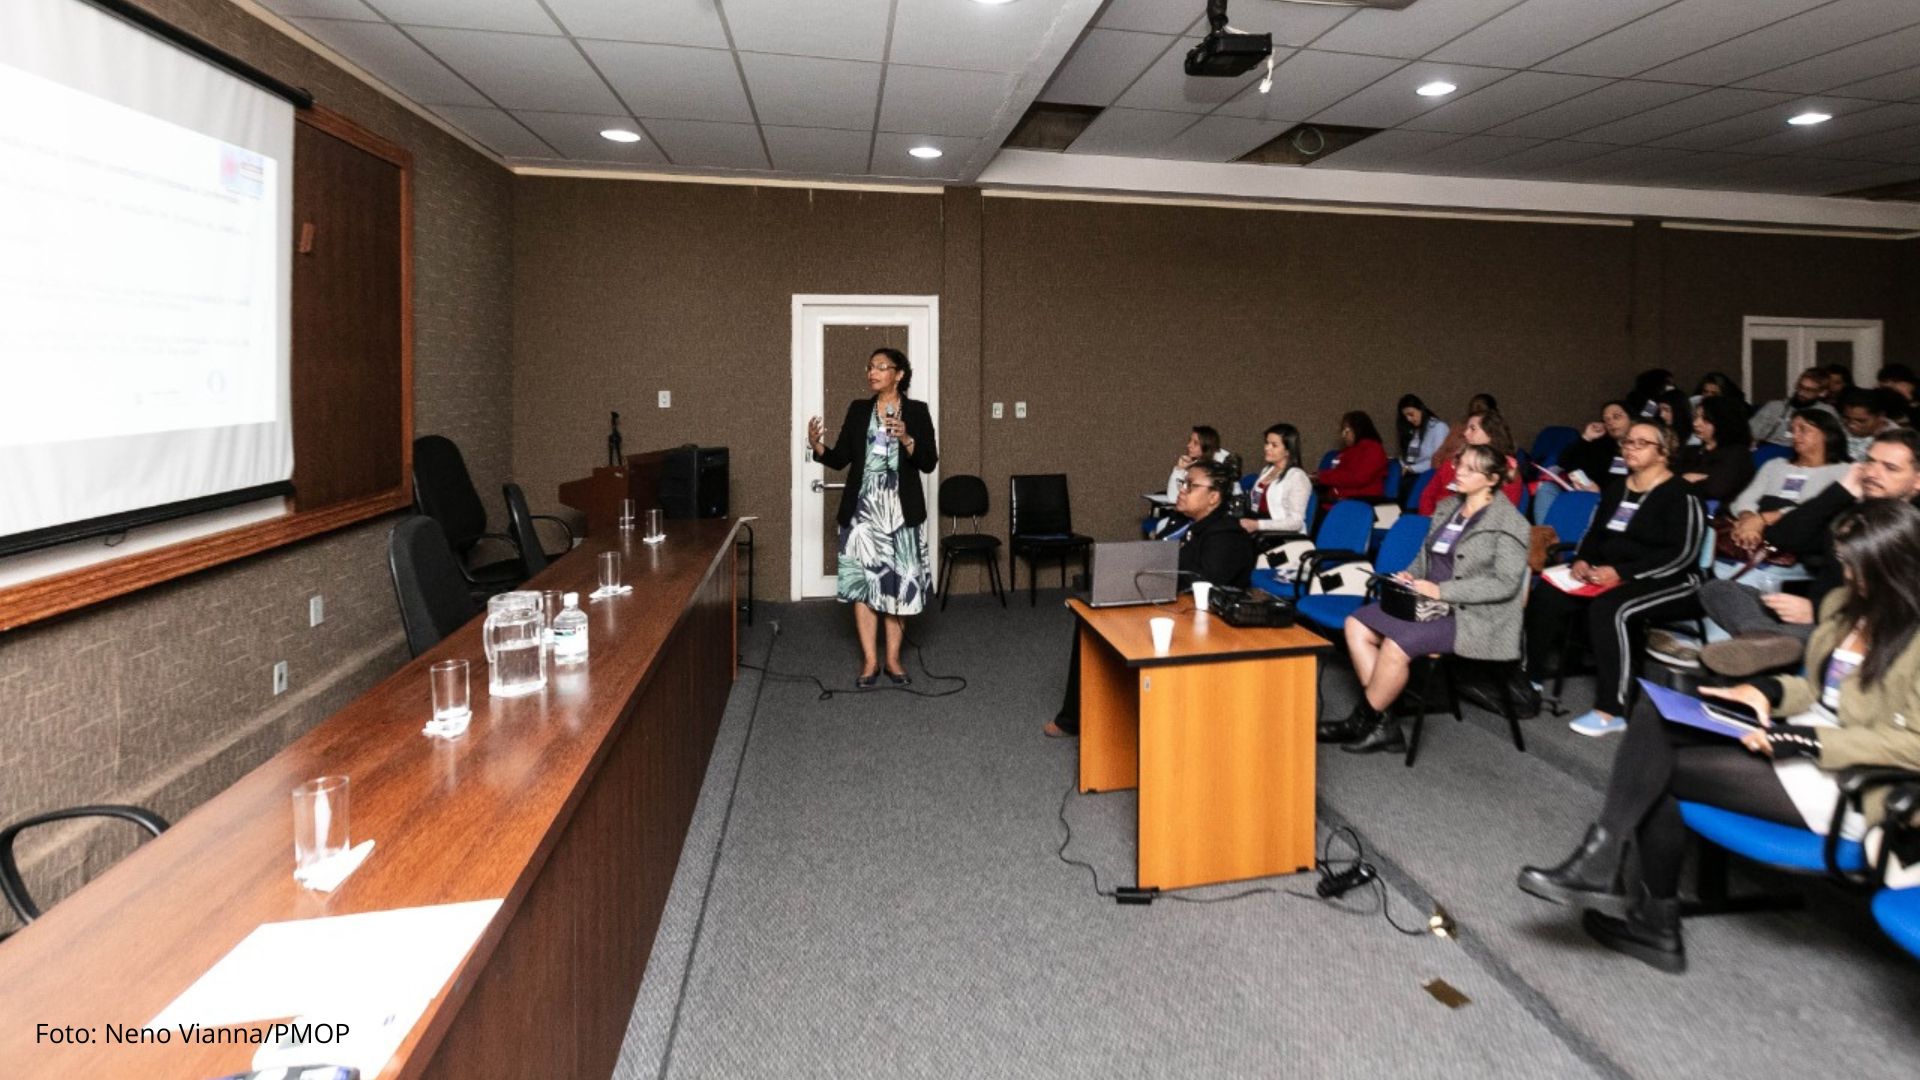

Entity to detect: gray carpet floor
[614,592,1920,1080]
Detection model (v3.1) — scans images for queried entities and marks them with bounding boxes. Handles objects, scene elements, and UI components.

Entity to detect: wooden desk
[0,519,744,1079]
[1068,597,1328,891]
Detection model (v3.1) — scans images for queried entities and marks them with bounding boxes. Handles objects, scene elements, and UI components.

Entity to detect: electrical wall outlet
[1015,401,1027,419]
[272,661,289,696]
[658,390,671,408]
[309,595,325,627]
[991,402,1003,419]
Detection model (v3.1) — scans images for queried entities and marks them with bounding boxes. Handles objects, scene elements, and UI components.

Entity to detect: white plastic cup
[1191,581,1212,613]
[1149,616,1175,654]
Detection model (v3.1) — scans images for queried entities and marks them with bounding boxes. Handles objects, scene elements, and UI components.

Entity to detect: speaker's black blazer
[814,396,939,528]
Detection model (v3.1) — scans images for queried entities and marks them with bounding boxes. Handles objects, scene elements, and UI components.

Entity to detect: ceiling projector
[1185,0,1272,77]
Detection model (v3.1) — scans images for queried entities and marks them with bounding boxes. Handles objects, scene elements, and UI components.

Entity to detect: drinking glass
[618,498,636,531]
[644,508,665,542]
[599,551,622,592]
[430,659,470,722]
[292,776,350,874]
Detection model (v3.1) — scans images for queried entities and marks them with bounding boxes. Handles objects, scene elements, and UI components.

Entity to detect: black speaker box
[659,445,729,519]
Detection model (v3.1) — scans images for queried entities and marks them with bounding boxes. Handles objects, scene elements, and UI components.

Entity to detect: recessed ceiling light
[908,146,943,159]
[600,128,642,143]
[1787,111,1832,126]
[1416,81,1457,98]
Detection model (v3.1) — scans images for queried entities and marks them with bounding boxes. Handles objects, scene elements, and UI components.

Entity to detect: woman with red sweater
[1316,411,1390,502]
[1419,409,1526,516]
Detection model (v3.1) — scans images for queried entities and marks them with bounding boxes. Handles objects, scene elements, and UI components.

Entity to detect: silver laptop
[1089,541,1180,608]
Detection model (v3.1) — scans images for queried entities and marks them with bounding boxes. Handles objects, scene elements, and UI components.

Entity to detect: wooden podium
[558,450,672,537]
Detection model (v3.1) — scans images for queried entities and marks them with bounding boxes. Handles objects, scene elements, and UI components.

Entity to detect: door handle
[811,480,846,493]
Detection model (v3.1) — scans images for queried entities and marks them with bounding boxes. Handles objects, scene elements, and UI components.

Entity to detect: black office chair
[503,483,575,577]
[937,475,1004,610]
[388,516,482,657]
[1008,474,1093,607]
[2,805,167,934]
[411,435,524,597]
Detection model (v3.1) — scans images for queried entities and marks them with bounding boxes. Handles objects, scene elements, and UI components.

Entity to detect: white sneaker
[1568,710,1627,737]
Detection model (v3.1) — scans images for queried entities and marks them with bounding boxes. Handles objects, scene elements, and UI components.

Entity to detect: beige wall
[0,0,515,931]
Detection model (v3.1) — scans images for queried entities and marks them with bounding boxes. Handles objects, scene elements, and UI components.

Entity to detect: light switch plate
[309,595,324,627]
[658,390,671,408]
[1015,401,1027,419]
[272,661,289,696]
[991,402,1004,419]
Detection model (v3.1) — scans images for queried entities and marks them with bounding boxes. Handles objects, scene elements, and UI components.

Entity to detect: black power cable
[739,632,966,701]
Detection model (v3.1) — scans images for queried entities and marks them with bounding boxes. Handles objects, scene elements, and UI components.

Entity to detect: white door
[1742,317,1882,403]
[790,296,939,600]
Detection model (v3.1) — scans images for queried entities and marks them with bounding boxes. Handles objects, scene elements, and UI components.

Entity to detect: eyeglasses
[1619,438,1660,450]
[1177,478,1216,492]
[866,362,896,373]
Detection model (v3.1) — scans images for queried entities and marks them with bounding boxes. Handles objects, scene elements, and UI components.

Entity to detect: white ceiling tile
[1786,124,1920,164]
[1427,0,1673,69]
[1572,87,1794,145]
[1156,115,1293,162]
[1215,50,1405,122]
[543,0,729,48]
[1039,29,1176,107]
[1723,102,1920,155]
[364,0,559,34]
[872,133,976,179]
[1470,138,1618,175]
[259,0,379,18]
[880,65,1017,138]
[1311,0,1529,60]
[1829,64,1920,104]
[291,19,488,106]
[580,41,753,124]
[432,105,556,157]
[1308,62,1512,129]
[1738,24,1920,95]
[1531,145,1712,183]
[409,27,623,112]
[1114,39,1290,113]
[1540,0,1830,78]
[1814,163,1920,193]
[763,126,874,175]
[1678,154,1883,192]
[1400,70,1612,134]
[1214,0,1358,47]
[510,110,670,163]
[1624,150,1755,184]
[1307,128,1463,171]
[1635,0,1920,87]
[1408,133,1543,169]
[1488,79,1698,138]
[1095,0,1201,35]
[723,0,892,63]
[890,0,1076,74]
[644,119,769,170]
[739,53,883,130]
[1065,107,1199,156]
[1648,100,1834,151]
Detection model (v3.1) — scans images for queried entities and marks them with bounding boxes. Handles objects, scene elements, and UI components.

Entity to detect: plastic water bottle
[551,592,589,665]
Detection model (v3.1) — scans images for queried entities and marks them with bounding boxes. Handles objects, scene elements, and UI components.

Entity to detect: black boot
[1583,884,1686,974]
[1341,702,1406,755]
[1516,825,1630,917]
[1317,702,1370,744]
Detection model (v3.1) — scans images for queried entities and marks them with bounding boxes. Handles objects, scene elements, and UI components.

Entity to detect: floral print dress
[836,409,929,615]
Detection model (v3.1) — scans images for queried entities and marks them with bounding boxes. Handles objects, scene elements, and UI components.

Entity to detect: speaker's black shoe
[886,669,911,687]
[1341,707,1406,754]
[855,673,879,690]
[1517,825,1630,917]
[1583,886,1686,974]
[1317,703,1370,744]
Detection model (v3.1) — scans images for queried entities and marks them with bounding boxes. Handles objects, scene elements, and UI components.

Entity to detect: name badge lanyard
[1822,629,1866,711]
[1431,510,1469,555]
[1781,472,1808,501]
[1606,495,1643,533]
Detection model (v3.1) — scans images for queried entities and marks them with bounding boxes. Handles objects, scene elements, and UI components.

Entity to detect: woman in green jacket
[1516,498,1920,973]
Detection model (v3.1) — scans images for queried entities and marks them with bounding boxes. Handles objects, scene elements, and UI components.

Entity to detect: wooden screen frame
[0,105,413,632]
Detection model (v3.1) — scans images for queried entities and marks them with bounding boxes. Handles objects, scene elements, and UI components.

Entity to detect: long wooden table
[1069,596,1328,891]
[0,517,744,1078]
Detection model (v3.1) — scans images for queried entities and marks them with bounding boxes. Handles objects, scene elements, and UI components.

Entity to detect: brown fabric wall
[510,180,946,597]
[1660,227,1917,388]
[976,197,1642,560]
[0,0,514,929]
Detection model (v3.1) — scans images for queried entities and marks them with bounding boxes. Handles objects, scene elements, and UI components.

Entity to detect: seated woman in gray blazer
[1322,445,1533,755]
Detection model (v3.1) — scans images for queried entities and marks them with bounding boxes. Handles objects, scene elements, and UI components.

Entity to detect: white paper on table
[150,899,502,1075]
